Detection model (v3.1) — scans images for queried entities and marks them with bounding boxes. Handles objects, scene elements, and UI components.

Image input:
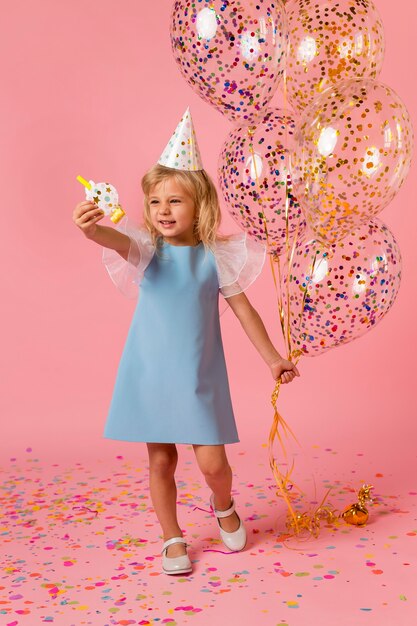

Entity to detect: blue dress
[101,219,266,445]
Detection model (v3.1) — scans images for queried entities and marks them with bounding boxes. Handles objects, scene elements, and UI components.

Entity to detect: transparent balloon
[284,0,385,113]
[218,108,306,255]
[290,78,414,244]
[282,219,402,356]
[170,0,288,123]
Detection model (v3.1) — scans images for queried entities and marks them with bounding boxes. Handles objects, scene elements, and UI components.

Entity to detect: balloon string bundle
[247,73,374,538]
[269,376,375,539]
[245,66,307,534]
[247,128,307,536]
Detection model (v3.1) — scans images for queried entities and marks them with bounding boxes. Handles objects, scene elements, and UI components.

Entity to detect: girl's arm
[88,225,130,261]
[226,291,300,384]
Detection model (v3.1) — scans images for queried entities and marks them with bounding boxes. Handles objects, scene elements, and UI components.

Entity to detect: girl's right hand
[72,200,105,239]
[270,357,300,385]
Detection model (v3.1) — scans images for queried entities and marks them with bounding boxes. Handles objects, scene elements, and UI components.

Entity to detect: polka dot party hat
[157,107,204,171]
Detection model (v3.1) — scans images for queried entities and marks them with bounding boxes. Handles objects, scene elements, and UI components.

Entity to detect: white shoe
[209,493,247,551]
[161,536,192,575]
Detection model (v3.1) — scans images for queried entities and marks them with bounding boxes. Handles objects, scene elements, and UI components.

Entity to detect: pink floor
[1,444,416,626]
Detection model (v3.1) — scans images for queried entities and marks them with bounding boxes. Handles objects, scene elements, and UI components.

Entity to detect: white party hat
[157,107,204,171]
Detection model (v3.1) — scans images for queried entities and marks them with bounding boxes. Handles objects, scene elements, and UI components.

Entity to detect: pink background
[1,0,416,477]
[1,3,417,625]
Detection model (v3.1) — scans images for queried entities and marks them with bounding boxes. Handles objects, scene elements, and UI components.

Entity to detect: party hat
[157,107,204,171]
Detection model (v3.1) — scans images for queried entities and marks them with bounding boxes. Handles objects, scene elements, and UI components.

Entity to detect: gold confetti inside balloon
[282,218,401,356]
[290,78,414,245]
[284,0,385,113]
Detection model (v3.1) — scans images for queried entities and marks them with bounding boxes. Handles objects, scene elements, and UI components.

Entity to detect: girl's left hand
[270,357,300,385]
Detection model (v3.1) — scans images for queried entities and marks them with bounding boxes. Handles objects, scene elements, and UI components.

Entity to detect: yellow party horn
[76,175,125,224]
[76,175,92,190]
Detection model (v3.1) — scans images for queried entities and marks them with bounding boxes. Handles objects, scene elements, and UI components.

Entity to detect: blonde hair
[140,163,230,250]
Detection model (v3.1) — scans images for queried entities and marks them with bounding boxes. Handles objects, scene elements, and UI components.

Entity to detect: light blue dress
[101,219,266,445]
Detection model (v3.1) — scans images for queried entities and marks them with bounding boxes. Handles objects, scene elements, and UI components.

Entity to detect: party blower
[76,175,125,224]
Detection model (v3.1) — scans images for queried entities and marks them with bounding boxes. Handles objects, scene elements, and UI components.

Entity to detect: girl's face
[148,177,198,246]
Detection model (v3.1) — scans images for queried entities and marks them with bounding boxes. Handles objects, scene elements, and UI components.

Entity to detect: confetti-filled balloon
[282,219,401,356]
[290,78,414,245]
[218,108,305,255]
[284,0,385,113]
[170,0,288,123]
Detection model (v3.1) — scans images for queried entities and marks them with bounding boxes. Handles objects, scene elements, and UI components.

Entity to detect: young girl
[72,109,300,575]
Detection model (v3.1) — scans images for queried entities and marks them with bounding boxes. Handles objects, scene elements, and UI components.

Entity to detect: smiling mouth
[159,220,176,225]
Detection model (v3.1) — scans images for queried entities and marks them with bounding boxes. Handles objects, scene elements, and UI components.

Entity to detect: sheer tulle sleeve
[101,216,155,298]
[212,232,266,298]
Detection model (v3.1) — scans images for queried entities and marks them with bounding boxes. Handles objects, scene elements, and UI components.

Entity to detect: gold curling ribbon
[285,484,375,540]
[285,488,339,540]
[268,358,304,534]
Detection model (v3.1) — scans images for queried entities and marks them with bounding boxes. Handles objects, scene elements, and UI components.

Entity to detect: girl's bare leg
[192,444,240,532]
[146,442,186,557]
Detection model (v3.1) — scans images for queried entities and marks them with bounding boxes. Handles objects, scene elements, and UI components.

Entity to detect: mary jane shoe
[161,536,192,575]
[209,493,247,551]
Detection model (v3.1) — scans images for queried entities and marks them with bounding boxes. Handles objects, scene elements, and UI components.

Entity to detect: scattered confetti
[0,448,415,624]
